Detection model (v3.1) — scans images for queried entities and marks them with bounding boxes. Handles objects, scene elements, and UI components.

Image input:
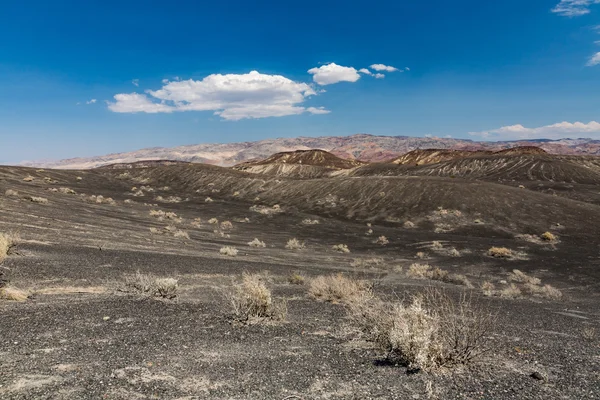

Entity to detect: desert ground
[0,150,599,399]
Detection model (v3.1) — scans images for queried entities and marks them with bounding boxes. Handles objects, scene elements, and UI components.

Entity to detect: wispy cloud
[86,99,97,104]
[587,52,600,65]
[358,68,373,75]
[469,121,600,139]
[374,73,385,79]
[551,0,600,17]
[370,64,398,72]
[308,63,361,85]
[132,79,139,87]
[109,70,327,120]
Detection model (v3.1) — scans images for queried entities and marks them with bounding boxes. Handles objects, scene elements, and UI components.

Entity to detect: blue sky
[1,0,600,164]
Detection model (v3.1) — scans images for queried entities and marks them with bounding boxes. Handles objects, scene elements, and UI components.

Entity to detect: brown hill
[97,160,191,169]
[391,146,547,166]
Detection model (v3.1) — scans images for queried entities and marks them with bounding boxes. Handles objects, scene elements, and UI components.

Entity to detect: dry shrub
[122,271,178,300]
[376,236,389,245]
[302,219,320,225]
[86,195,116,205]
[220,246,238,257]
[508,269,541,285]
[228,273,286,323]
[404,221,416,229]
[445,274,474,288]
[488,247,513,258]
[248,238,266,248]
[208,218,219,225]
[366,229,374,236]
[156,195,182,203]
[5,189,19,197]
[348,289,495,372]
[0,233,18,263]
[582,327,597,341]
[448,248,461,257]
[351,258,385,269]
[408,263,432,278]
[57,187,76,194]
[124,199,133,204]
[289,272,305,285]
[308,274,372,304]
[23,175,34,182]
[431,241,444,250]
[332,244,350,253]
[523,283,562,300]
[499,283,522,299]
[173,230,190,239]
[249,204,282,215]
[205,197,214,203]
[0,286,29,302]
[191,218,202,227]
[220,221,233,230]
[76,176,83,181]
[481,281,495,296]
[415,251,429,260]
[285,238,305,250]
[540,231,557,242]
[28,196,48,204]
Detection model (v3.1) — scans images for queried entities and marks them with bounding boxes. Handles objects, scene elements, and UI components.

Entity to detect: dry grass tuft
[0,286,29,302]
[23,175,35,182]
[332,244,350,253]
[523,283,563,300]
[0,232,19,263]
[308,274,372,304]
[499,283,522,299]
[348,289,495,372]
[5,189,19,197]
[247,238,266,248]
[408,263,432,278]
[302,219,320,225]
[481,281,495,296]
[219,246,238,257]
[228,273,287,323]
[375,236,389,245]
[205,197,214,203]
[508,269,541,285]
[404,221,416,229]
[582,327,597,341]
[488,247,513,258]
[415,251,429,260]
[250,204,283,215]
[57,187,76,194]
[407,264,472,287]
[289,272,305,285]
[285,238,305,250]
[208,218,219,225]
[351,258,385,269]
[28,196,48,204]
[121,271,178,300]
[86,195,116,205]
[540,231,557,242]
[220,221,233,230]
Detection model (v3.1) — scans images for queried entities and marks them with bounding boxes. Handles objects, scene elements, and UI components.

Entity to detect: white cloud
[469,121,600,139]
[86,99,97,104]
[374,73,385,79]
[162,78,169,84]
[358,68,373,75]
[586,52,600,66]
[370,64,398,72]
[405,67,410,71]
[108,70,326,120]
[132,79,139,87]
[551,0,600,17]
[308,63,361,85]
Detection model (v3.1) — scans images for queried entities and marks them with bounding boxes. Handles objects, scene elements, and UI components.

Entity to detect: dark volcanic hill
[391,146,547,166]
[19,134,600,170]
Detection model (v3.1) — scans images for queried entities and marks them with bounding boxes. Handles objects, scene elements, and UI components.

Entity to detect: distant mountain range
[21,134,600,170]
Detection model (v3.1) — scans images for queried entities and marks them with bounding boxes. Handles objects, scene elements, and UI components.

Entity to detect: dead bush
[285,238,305,250]
[205,197,214,203]
[375,236,389,245]
[208,218,219,225]
[0,286,29,302]
[415,251,429,260]
[289,272,305,285]
[481,281,495,296]
[248,238,266,248]
[23,175,34,182]
[523,283,563,300]
[122,271,178,300]
[28,196,48,204]
[220,221,233,230]
[302,219,320,225]
[332,244,350,253]
[0,233,18,263]
[404,221,416,229]
[540,231,557,242]
[488,247,513,258]
[499,283,522,299]
[508,269,541,285]
[308,274,372,304]
[348,289,495,372]
[228,273,287,323]
[408,263,432,279]
[5,189,18,197]
[57,187,76,194]
[351,258,385,269]
[220,246,238,257]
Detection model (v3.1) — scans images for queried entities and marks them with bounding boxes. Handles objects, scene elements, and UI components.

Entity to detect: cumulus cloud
[469,121,600,139]
[587,52,600,66]
[108,70,326,120]
[370,64,398,72]
[374,73,385,79]
[358,68,373,75]
[86,99,97,104]
[552,0,600,17]
[308,63,361,85]
[132,79,139,87]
